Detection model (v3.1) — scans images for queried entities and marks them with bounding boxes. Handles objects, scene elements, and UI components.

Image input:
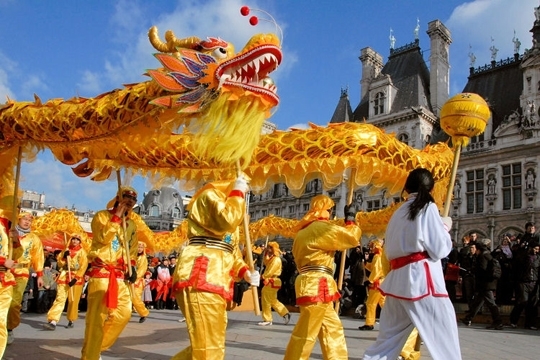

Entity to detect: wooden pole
[64,233,75,301]
[335,168,357,313]
[236,161,260,315]
[116,171,133,281]
[442,144,462,217]
[9,146,23,260]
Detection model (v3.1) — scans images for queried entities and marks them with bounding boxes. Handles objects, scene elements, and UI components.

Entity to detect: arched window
[150,205,160,217]
[172,206,181,218]
[398,133,409,145]
[374,92,385,115]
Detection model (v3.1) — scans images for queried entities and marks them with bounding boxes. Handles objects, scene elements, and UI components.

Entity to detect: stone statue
[526,169,536,189]
[453,180,461,199]
[487,176,496,195]
[535,6,540,22]
[513,31,521,54]
[356,193,363,206]
[490,44,499,61]
[389,28,396,49]
[414,18,420,40]
[468,51,476,67]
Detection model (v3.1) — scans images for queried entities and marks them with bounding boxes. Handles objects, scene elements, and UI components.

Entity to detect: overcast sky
[0,0,535,211]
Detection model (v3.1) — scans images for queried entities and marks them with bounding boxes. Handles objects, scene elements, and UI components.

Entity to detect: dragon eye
[213,47,228,59]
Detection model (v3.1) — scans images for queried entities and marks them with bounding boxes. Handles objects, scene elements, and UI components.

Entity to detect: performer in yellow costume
[0,201,17,357]
[7,212,44,345]
[258,241,291,326]
[81,187,139,360]
[133,241,150,323]
[358,239,387,331]
[171,176,260,360]
[284,195,361,360]
[44,233,88,330]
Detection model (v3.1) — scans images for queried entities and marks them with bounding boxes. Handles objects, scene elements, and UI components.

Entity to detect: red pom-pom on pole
[240,6,250,16]
[249,16,258,26]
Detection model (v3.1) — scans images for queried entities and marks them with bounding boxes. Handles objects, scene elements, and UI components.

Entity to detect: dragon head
[147,27,281,113]
[147,26,283,166]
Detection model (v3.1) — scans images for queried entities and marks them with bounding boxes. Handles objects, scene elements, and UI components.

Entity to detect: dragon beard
[188,93,269,167]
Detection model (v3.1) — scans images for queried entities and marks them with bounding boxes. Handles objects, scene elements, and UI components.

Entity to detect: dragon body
[65,122,453,204]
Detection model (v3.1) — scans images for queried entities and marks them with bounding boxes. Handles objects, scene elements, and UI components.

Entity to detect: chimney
[359,47,383,100]
[427,20,452,117]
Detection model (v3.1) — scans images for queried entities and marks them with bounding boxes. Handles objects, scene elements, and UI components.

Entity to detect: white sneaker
[257,321,272,326]
[178,317,186,323]
[6,331,13,345]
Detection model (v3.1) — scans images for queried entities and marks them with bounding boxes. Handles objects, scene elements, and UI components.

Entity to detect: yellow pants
[284,301,348,360]
[172,288,227,360]
[400,328,421,360]
[7,274,28,330]
[261,285,288,322]
[47,283,83,323]
[365,288,385,326]
[132,280,149,318]
[81,278,132,360]
[0,283,13,359]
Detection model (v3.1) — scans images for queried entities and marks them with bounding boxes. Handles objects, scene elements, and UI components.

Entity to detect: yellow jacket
[293,220,361,305]
[88,210,138,276]
[262,255,283,288]
[134,253,148,289]
[56,245,88,285]
[0,218,15,286]
[12,231,44,278]
[173,187,248,301]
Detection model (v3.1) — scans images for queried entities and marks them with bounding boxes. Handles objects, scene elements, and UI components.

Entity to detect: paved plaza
[3,306,539,360]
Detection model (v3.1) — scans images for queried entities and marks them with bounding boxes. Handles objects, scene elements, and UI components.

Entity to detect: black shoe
[525,325,538,330]
[43,322,56,331]
[486,323,503,330]
[67,321,74,328]
[358,325,374,330]
[139,317,146,323]
[283,313,291,325]
[461,318,471,326]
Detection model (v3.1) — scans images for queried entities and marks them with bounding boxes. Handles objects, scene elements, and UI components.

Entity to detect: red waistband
[390,251,429,270]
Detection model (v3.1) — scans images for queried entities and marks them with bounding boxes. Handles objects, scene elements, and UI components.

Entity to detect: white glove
[245,270,260,287]
[441,216,452,232]
[232,176,250,194]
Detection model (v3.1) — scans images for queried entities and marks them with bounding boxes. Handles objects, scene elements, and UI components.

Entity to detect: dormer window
[374,92,385,115]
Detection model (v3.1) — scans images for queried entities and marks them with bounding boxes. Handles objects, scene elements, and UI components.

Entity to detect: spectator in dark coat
[349,246,368,308]
[509,241,540,329]
[461,240,503,330]
[492,236,513,305]
[458,236,476,310]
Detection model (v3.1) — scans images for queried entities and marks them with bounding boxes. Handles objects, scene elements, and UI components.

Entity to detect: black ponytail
[404,168,435,221]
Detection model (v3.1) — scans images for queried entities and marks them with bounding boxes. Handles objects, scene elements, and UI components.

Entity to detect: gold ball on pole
[440,92,491,147]
[439,92,491,217]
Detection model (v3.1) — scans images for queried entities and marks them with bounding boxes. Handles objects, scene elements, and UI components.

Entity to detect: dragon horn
[148,26,201,54]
